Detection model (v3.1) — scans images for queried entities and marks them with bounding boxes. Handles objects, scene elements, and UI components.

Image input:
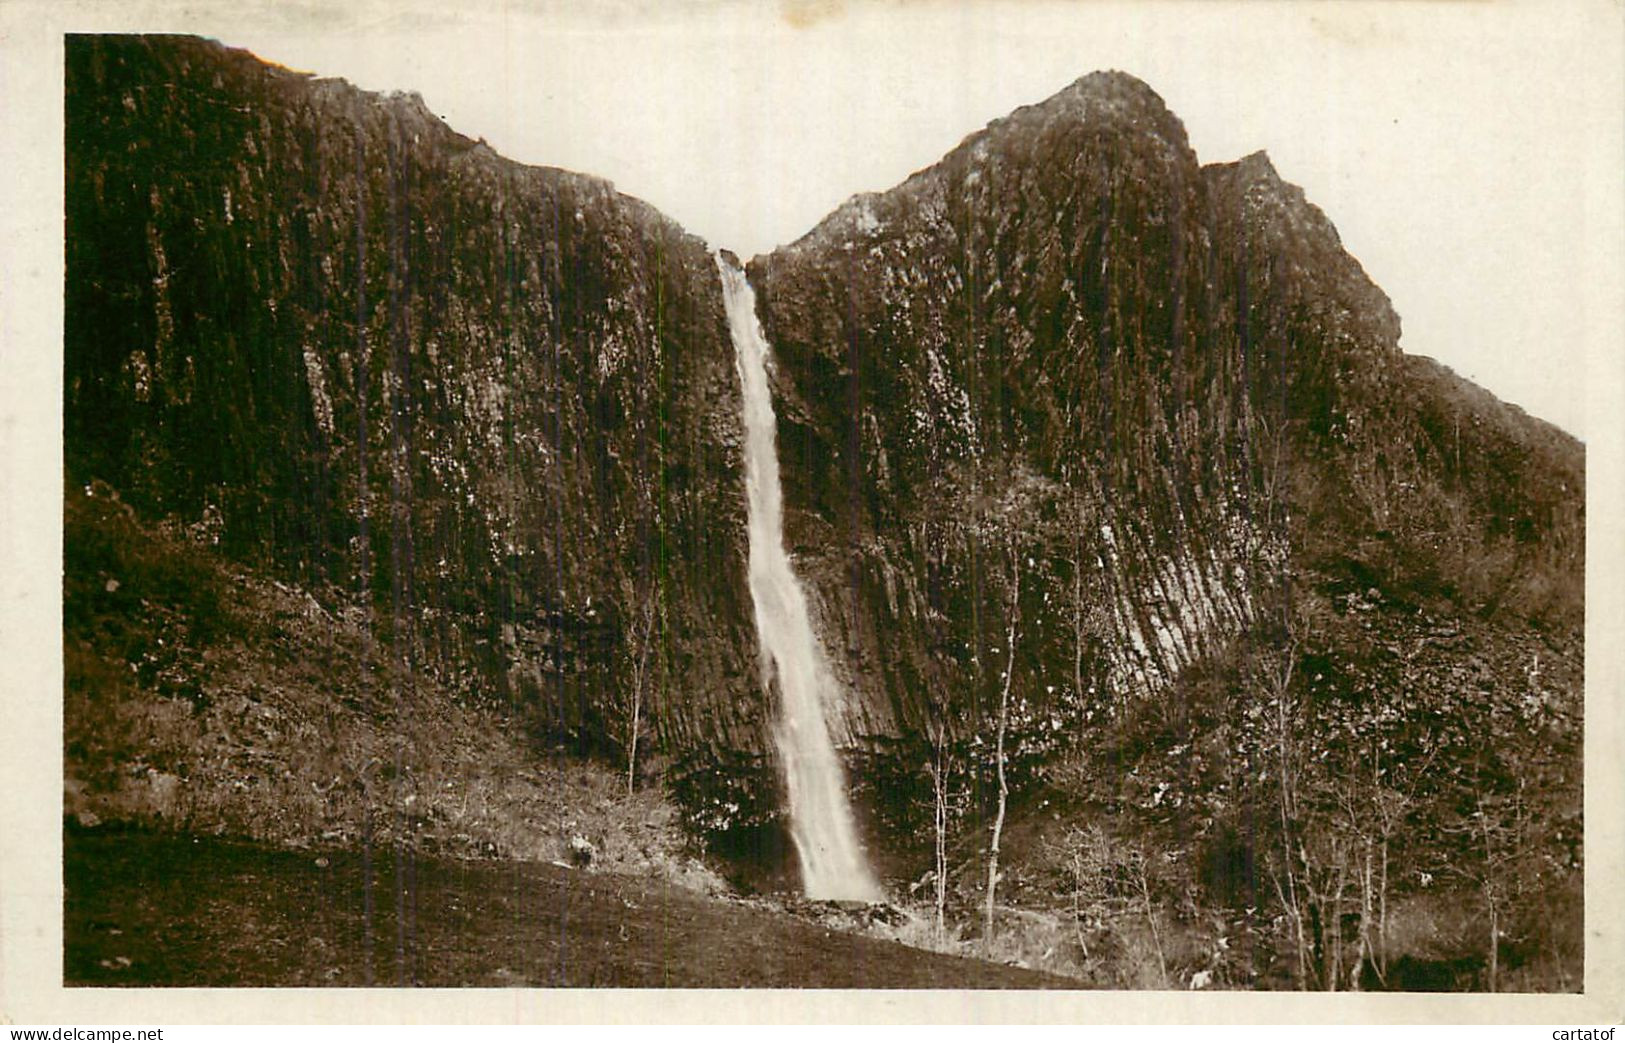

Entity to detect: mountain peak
[1236,149,1279,180]
[769,68,1196,262]
[1206,149,1282,186]
[1063,68,1165,106]
[1025,67,1183,136]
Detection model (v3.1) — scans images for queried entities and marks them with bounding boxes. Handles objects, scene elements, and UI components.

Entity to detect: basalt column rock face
[64,35,770,798]
[751,74,1273,768]
[748,70,1582,847]
[1202,148,1582,619]
[67,36,1582,871]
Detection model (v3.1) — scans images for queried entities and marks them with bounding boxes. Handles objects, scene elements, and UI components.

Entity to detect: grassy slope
[61,477,1087,987]
[65,829,1069,988]
[60,425,1582,992]
[64,478,722,892]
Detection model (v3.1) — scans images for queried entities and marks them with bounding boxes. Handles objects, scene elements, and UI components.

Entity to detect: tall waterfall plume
[717,253,883,903]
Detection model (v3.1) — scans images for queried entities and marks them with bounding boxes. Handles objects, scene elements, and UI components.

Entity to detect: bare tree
[622,591,658,796]
[984,549,1020,953]
[1130,844,1170,986]
[1056,827,1169,987]
[1061,468,1097,717]
[1447,775,1527,993]
[926,722,953,941]
[1348,740,1438,988]
[1259,639,1312,987]
[1476,789,1503,992]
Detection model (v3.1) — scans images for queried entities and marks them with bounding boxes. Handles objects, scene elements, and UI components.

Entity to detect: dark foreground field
[64,828,1068,988]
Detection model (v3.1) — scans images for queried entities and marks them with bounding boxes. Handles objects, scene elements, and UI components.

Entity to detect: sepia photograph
[4,0,1623,1024]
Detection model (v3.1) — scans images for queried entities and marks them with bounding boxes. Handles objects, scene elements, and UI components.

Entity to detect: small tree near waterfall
[618,581,659,794]
[984,545,1021,951]
[925,718,957,941]
[1059,465,1107,726]
[969,463,1054,953]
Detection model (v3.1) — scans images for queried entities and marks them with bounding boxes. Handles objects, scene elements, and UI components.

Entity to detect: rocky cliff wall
[67,39,1583,857]
[748,75,1355,752]
[750,70,1582,839]
[65,35,771,787]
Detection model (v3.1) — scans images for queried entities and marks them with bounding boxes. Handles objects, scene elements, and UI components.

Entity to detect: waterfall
[717,253,883,903]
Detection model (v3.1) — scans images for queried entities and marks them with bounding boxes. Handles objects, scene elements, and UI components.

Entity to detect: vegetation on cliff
[64,37,1583,989]
[749,69,1582,989]
[66,33,773,793]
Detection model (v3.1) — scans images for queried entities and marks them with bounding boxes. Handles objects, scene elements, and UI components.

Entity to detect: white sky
[202,0,1620,444]
[21,0,1625,448]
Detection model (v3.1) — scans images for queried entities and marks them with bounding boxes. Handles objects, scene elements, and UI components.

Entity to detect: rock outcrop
[748,71,1581,812]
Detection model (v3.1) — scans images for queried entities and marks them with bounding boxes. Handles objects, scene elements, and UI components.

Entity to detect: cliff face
[66,38,1582,884]
[751,75,1260,757]
[749,70,1582,862]
[65,35,771,791]
[747,76,1427,742]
